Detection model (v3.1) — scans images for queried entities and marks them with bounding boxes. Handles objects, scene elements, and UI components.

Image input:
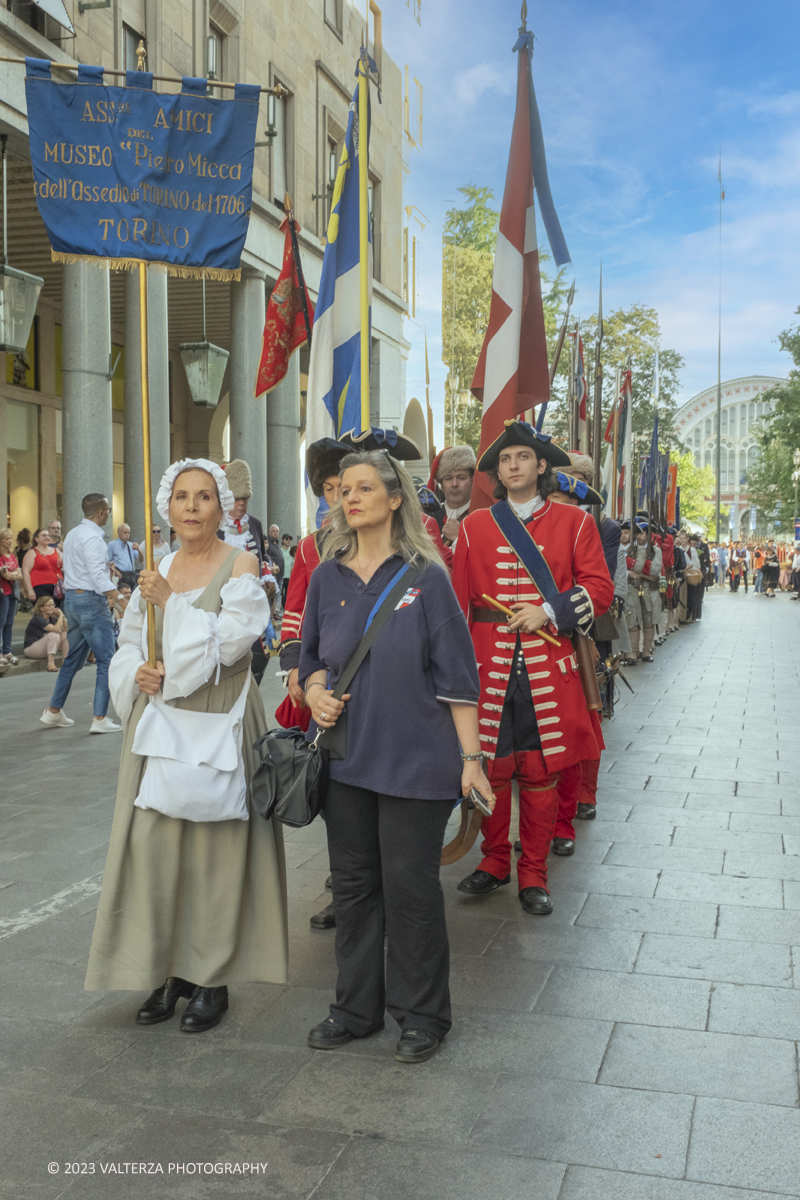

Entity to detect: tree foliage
[749,310,800,530]
[675,452,726,537]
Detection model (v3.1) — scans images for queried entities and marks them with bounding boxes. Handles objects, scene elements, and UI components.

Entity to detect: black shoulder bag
[251,559,422,828]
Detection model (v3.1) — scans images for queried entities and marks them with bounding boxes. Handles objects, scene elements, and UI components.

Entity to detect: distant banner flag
[255,216,314,397]
[470,24,570,511]
[574,330,588,451]
[304,71,372,524]
[24,59,260,278]
[666,463,678,525]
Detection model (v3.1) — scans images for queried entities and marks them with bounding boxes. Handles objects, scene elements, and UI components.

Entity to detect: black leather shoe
[308,1017,354,1049]
[641,654,654,662]
[576,803,596,820]
[180,985,228,1032]
[552,838,575,856]
[325,874,332,890]
[136,977,195,1025]
[513,840,522,853]
[310,903,336,929]
[457,870,511,895]
[395,1029,441,1063]
[519,887,553,915]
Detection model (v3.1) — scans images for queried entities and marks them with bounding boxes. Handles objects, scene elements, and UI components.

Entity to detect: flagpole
[137,260,156,667]
[537,278,574,431]
[715,150,723,542]
[358,45,370,433]
[612,366,620,519]
[567,329,575,448]
[593,266,604,528]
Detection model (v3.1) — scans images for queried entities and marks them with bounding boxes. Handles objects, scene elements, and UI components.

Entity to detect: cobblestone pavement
[1,588,798,1199]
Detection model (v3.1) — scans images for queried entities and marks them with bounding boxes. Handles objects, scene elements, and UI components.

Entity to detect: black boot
[310,902,336,929]
[457,870,511,895]
[180,985,229,1032]
[136,977,196,1026]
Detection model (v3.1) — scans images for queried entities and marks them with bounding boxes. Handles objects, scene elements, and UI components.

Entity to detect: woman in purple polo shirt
[299,449,494,1063]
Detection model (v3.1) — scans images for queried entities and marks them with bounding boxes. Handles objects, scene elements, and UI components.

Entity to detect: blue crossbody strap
[364,562,412,631]
[490,501,559,602]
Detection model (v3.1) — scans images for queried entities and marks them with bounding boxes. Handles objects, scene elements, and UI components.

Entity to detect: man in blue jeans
[40,493,122,734]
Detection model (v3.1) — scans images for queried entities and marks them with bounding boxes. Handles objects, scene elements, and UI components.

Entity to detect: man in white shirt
[40,493,121,733]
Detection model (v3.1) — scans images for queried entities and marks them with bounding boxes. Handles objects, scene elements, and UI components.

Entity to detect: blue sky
[379,0,800,442]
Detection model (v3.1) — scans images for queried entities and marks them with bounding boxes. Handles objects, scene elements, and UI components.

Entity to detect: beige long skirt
[84,668,288,991]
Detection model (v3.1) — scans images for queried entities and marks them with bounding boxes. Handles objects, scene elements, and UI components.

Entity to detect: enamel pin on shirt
[395,587,421,610]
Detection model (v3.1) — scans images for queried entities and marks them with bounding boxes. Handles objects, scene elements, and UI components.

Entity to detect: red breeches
[555,758,601,838]
[480,753,559,891]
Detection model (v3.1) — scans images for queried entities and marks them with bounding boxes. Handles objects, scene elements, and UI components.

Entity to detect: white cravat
[509,495,544,521]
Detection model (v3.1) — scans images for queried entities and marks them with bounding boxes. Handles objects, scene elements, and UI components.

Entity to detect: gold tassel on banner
[50,250,242,282]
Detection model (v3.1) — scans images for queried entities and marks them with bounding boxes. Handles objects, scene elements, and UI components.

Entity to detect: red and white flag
[469,39,552,511]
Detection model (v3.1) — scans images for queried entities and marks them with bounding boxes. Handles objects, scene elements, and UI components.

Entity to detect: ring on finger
[321,711,328,720]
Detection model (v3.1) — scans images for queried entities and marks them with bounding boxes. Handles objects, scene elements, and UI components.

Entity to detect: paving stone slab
[716,905,800,946]
[265,1055,491,1141]
[730,814,800,835]
[71,1036,312,1122]
[471,1075,693,1177]
[581,819,675,845]
[0,1017,139,1096]
[655,870,783,910]
[0,960,105,1022]
[684,793,782,814]
[448,955,553,1012]
[635,933,793,988]
[724,851,800,882]
[439,1009,613,1079]
[783,881,800,910]
[604,844,724,876]
[671,827,784,855]
[708,981,800,1040]
[485,925,642,972]
[598,1022,798,1106]
[687,1096,800,1194]
[576,893,718,937]
[311,1138,566,1200]
[559,1165,793,1200]
[533,966,711,1031]
[543,861,659,899]
[627,807,730,828]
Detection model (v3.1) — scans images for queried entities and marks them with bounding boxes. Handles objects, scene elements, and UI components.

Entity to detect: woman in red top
[0,528,23,663]
[22,527,63,605]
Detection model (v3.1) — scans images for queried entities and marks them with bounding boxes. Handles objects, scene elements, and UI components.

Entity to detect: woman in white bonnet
[84,459,288,1031]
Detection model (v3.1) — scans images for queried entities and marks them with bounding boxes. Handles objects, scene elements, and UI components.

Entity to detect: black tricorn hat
[477,420,571,472]
[306,438,350,498]
[340,426,423,461]
[555,471,604,507]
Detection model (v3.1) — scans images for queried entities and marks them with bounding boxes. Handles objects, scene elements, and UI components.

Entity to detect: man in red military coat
[451,421,614,915]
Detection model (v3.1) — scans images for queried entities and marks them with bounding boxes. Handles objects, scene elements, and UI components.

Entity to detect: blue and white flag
[305,76,372,526]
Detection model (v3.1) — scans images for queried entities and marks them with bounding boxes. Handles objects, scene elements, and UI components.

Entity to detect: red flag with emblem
[254,217,314,397]
[469,38,552,510]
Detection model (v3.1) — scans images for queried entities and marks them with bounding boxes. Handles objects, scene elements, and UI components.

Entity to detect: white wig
[155,458,235,526]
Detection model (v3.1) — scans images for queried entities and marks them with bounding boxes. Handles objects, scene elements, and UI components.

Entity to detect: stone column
[124,266,170,543]
[61,262,113,535]
[267,353,301,538]
[229,269,267,522]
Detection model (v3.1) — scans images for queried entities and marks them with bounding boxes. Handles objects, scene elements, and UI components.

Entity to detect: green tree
[750,311,800,528]
[553,305,685,452]
[441,184,570,450]
[675,452,727,536]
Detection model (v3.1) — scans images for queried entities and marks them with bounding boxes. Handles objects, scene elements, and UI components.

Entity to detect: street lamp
[0,135,43,354]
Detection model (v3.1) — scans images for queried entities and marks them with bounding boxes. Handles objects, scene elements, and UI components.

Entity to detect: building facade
[675,374,786,537]
[1,0,420,542]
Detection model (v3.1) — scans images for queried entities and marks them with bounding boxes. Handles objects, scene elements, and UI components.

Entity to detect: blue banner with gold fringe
[24,59,261,279]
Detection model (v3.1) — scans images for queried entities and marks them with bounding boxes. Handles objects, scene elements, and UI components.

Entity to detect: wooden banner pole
[138,259,156,667]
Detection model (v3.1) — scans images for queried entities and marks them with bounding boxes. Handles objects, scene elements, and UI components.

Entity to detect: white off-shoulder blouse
[109,551,270,725]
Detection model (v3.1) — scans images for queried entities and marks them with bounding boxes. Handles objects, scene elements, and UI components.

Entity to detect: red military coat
[451,499,614,772]
[279,531,321,674]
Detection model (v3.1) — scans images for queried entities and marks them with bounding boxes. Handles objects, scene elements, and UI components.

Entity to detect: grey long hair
[320,450,444,568]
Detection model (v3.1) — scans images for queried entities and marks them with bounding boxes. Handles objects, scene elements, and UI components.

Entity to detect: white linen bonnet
[155,458,236,526]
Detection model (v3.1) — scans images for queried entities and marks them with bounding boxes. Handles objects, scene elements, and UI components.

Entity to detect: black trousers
[323,779,454,1039]
[686,581,704,620]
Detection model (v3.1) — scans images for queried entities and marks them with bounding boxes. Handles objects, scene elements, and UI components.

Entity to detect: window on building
[324,0,343,36]
[693,428,701,447]
[124,24,147,72]
[207,25,225,95]
[6,399,39,532]
[694,452,700,468]
[747,445,759,478]
[748,401,755,429]
[721,408,728,435]
[704,449,711,470]
[272,88,291,208]
[704,417,711,439]
[739,403,746,437]
[368,1,382,73]
[368,176,381,282]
